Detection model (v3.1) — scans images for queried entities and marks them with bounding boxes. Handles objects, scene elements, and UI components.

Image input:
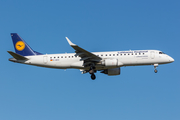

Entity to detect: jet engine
[102,59,118,66]
[101,68,120,76]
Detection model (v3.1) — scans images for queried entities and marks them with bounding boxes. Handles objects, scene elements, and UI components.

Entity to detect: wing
[66,37,102,62]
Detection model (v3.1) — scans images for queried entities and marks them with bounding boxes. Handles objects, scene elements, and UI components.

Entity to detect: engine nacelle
[102,59,118,66]
[101,68,120,76]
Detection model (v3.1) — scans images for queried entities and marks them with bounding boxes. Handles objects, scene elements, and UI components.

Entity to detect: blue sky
[0,0,179,120]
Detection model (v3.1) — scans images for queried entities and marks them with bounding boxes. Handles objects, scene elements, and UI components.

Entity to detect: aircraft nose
[169,56,174,62]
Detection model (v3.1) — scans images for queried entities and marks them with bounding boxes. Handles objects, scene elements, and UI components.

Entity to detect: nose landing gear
[154,69,158,73]
[154,64,158,73]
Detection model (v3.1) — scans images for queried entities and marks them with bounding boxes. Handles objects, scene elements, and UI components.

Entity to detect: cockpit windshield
[159,52,165,54]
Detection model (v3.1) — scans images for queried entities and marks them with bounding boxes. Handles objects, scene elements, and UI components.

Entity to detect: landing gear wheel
[91,74,96,80]
[154,69,158,73]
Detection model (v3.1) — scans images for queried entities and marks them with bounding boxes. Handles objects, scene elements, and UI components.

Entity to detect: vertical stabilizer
[11,33,42,56]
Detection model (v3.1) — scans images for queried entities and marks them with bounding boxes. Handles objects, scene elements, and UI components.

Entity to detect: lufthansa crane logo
[15,41,25,51]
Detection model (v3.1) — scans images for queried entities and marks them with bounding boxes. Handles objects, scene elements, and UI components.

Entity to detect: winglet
[65,37,76,46]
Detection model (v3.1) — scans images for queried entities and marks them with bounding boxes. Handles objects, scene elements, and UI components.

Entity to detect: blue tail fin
[11,33,43,56]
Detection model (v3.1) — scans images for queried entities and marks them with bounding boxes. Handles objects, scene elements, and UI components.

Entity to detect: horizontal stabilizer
[7,51,28,60]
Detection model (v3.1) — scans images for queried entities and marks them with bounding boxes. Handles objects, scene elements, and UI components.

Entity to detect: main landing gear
[91,74,96,80]
[89,65,96,80]
[154,64,158,73]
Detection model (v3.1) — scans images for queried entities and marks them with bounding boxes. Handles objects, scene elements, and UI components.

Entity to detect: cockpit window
[159,52,165,54]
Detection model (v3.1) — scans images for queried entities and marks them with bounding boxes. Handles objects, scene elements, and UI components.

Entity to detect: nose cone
[169,56,174,62]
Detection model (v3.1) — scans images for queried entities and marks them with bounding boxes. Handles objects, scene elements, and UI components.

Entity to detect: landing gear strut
[89,64,96,80]
[154,64,158,73]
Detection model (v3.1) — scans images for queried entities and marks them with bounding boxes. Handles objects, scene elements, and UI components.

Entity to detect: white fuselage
[14,50,174,70]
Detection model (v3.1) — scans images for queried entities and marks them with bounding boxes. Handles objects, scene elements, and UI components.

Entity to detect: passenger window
[113,54,115,56]
[128,54,129,55]
[117,54,119,56]
[109,54,111,56]
[61,56,63,58]
[139,53,141,55]
[101,55,103,56]
[124,54,126,55]
[135,53,137,55]
[132,53,133,55]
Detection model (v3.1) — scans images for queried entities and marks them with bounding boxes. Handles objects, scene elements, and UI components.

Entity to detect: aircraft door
[150,51,155,59]
[43,56,48,64]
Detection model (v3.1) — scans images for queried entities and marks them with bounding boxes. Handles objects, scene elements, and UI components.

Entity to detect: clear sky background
[0,0,179,120]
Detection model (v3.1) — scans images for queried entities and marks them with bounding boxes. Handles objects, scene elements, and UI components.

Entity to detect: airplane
[8,33,174,80]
